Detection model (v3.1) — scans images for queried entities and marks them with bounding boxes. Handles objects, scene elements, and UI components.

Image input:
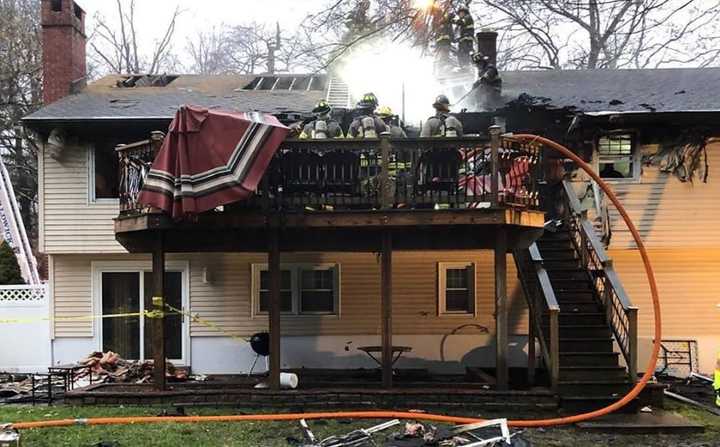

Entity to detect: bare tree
[303,0,720,70]
[0,0,42,239]
[89,0,182,75]
[483,0,720,69]
[186,22,323,75]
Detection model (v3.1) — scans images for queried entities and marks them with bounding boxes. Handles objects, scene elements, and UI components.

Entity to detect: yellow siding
[51,252,527,338]
[609,248,720,339]
[607,142,720,250]
[41,143,126,254]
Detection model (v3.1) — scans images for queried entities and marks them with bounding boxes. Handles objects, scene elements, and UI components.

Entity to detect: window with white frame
[597,133,638,180]
[438,262,476,315]
[252,264,340,316]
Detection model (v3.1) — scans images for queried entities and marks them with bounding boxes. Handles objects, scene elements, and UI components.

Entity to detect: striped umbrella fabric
[138,105,289,219]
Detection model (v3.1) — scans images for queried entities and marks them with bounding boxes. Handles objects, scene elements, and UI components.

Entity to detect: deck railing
[514,244,560,391]
[561,180,638,381]
[118,128,544,215]
[116,131,165,213]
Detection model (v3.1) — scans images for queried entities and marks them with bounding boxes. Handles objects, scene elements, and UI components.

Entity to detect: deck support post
[268,229,282,390]
[527,308,536,386]
[151,233,166,391]
[495,227,508,390]
[381,230,393,388]
[489,125,501,206]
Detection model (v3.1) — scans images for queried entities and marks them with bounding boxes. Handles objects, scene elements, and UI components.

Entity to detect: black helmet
[312,99,332,116]
[357,92,378,110]
[433,94,451,109]
[457,6,470,14]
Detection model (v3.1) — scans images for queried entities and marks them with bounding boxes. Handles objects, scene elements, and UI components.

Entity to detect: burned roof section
[23,74,325,125]
[498,67,720,114]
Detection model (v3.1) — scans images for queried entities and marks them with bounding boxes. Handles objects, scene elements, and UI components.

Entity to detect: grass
[0,401,718,446]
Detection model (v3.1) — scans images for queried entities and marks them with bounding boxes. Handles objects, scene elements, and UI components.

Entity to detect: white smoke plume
[336,40,476,126]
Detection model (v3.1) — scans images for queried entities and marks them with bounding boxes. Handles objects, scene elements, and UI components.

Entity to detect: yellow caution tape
[0,309,168,325]
[164,303,250,345]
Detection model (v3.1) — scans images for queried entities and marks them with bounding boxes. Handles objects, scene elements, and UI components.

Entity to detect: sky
[79,0,326,55]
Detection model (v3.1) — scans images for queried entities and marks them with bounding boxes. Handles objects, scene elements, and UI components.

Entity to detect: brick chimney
[41,0,87,105]
[476,30,498,67]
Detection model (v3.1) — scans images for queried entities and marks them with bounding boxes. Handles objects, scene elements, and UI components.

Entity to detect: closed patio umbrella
[139,105,289,219]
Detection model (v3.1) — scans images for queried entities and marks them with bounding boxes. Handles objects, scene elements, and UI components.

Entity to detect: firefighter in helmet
[434,10,454,75]
[714,351,720,407]
[349,93,388,138]
[299,99,344,139]
[455,6,475,68]
[376,106,407,138]
[420,94,464,137]
[472,52,502,93]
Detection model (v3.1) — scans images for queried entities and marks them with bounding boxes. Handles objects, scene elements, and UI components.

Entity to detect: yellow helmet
[376,105,394,118]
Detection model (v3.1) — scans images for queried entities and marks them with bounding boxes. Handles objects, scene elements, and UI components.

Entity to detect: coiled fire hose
[11,134,661,430]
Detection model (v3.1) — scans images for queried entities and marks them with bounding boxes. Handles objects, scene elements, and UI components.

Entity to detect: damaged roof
[499,67,720,114]
[23,74,326,123]
[23,68,720,125]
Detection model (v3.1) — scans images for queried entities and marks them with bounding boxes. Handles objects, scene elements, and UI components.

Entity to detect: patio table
[357,345,412,367]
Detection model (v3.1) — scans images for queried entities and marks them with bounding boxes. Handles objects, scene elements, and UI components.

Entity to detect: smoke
[336,40,475,126]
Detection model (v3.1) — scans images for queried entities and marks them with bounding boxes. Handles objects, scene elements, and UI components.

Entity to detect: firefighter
[420,94,464,137]
[472,52,502,93]
[434,10,454,75]
[376,106,407,138]
[455,6,475,68]
[715,351,720,407]
[299,100,344,139]
[349,93,388,138]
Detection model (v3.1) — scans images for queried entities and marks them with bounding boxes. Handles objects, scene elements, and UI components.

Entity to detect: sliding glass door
[99,268,186,363]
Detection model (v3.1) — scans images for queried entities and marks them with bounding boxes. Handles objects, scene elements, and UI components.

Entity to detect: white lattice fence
[0,284,47,303]
[0,283,50,372]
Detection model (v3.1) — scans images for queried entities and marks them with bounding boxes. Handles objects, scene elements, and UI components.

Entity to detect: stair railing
[514,243,560,391]
[560,180,638,381]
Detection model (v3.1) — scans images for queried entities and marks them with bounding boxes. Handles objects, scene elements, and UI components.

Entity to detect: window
[90,140,121,200]
[51,0,62,12]
[94,262,188,363]
[252,264,340,316]
[438,262,475,315]
[597,133,637,180]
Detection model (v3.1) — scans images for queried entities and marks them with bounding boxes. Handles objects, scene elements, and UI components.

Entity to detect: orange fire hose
[11,135,661,431]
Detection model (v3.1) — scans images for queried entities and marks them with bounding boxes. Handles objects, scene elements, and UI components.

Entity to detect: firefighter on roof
[300,100,345,139]
[433,10,454,75]
[421,94,464,137]
[349,93,388,138]
[472,52,502,93]
[455,6,475,68]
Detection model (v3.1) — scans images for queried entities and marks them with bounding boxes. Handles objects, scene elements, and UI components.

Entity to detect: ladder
[325,76,352,109]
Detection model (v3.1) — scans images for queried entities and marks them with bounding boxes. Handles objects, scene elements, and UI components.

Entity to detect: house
[22,0,720,407]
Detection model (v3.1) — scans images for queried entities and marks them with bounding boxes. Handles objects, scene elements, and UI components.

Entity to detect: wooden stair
[534,228,636,412]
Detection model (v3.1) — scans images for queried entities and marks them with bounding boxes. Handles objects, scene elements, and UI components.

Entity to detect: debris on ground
[291,418,530,446]
[76,351,188,384]
[0,373,65,404]
[660,373,719,415]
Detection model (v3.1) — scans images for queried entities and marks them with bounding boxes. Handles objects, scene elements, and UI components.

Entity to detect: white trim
[91,260,190,365]
[87,143,121,204]
[38,141,45,252]
[48,254,55,340]
[251,263,341,318]
[437,262,477,317]
[595,132,641,183]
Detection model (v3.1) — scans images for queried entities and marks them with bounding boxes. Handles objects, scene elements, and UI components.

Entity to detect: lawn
[0,401,718,446]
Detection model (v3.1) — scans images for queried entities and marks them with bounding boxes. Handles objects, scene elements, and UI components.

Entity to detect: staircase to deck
[515,180,641,412]
[536,229,636,412]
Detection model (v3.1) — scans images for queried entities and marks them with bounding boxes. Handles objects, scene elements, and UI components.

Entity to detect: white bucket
[254,372,299,390]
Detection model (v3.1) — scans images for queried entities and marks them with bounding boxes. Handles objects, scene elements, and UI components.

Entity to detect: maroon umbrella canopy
[139,105,289,219]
